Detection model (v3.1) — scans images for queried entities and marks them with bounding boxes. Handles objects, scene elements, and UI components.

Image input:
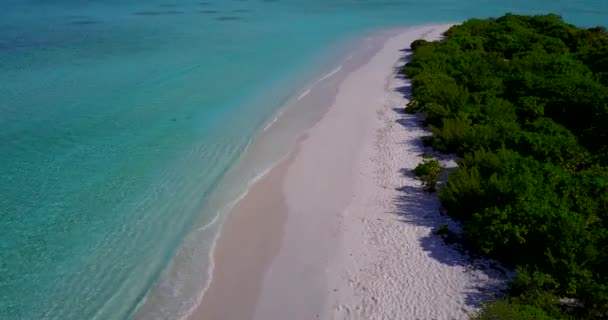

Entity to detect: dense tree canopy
[404,14,608,319]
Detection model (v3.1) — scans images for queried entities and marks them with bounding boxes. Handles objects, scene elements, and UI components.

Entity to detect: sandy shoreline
[190,24,504,320]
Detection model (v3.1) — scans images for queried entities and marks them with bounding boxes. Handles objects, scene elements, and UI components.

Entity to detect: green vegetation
[474,300,559,320]
[403,14,608,319]
[413,155,444,192]
[435,224,450,236]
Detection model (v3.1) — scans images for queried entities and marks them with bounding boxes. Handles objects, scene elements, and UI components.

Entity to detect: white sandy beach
[190,24,505,320]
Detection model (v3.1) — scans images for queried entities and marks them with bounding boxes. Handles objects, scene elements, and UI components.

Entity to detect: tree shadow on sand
[388,46,512,309]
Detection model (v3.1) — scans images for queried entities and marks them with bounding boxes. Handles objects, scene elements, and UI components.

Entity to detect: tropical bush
[413,155,443,192]
[404,13,608,319]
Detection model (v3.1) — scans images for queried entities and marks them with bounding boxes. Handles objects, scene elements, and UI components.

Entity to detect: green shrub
[413,155,444,192]
[435,224,450,236]
[411,38,430,50]
[474,300,561,320]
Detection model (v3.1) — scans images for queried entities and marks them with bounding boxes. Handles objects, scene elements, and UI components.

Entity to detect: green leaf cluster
[404,13,608,319]
[413,155,444,192]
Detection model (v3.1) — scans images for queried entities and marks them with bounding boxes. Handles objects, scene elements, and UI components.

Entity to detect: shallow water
[1,1,607,319]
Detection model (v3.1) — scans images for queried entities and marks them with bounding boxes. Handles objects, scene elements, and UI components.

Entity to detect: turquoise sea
[1,0,607,319]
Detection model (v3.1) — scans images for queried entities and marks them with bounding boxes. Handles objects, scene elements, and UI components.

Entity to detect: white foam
[262,108,285,132]
[262,64,342,133]
[263,116,278,131]
[317,65,342,83]
[296,88,311,101]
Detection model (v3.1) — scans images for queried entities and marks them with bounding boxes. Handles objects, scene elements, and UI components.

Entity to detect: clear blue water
[1,0,607,319]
